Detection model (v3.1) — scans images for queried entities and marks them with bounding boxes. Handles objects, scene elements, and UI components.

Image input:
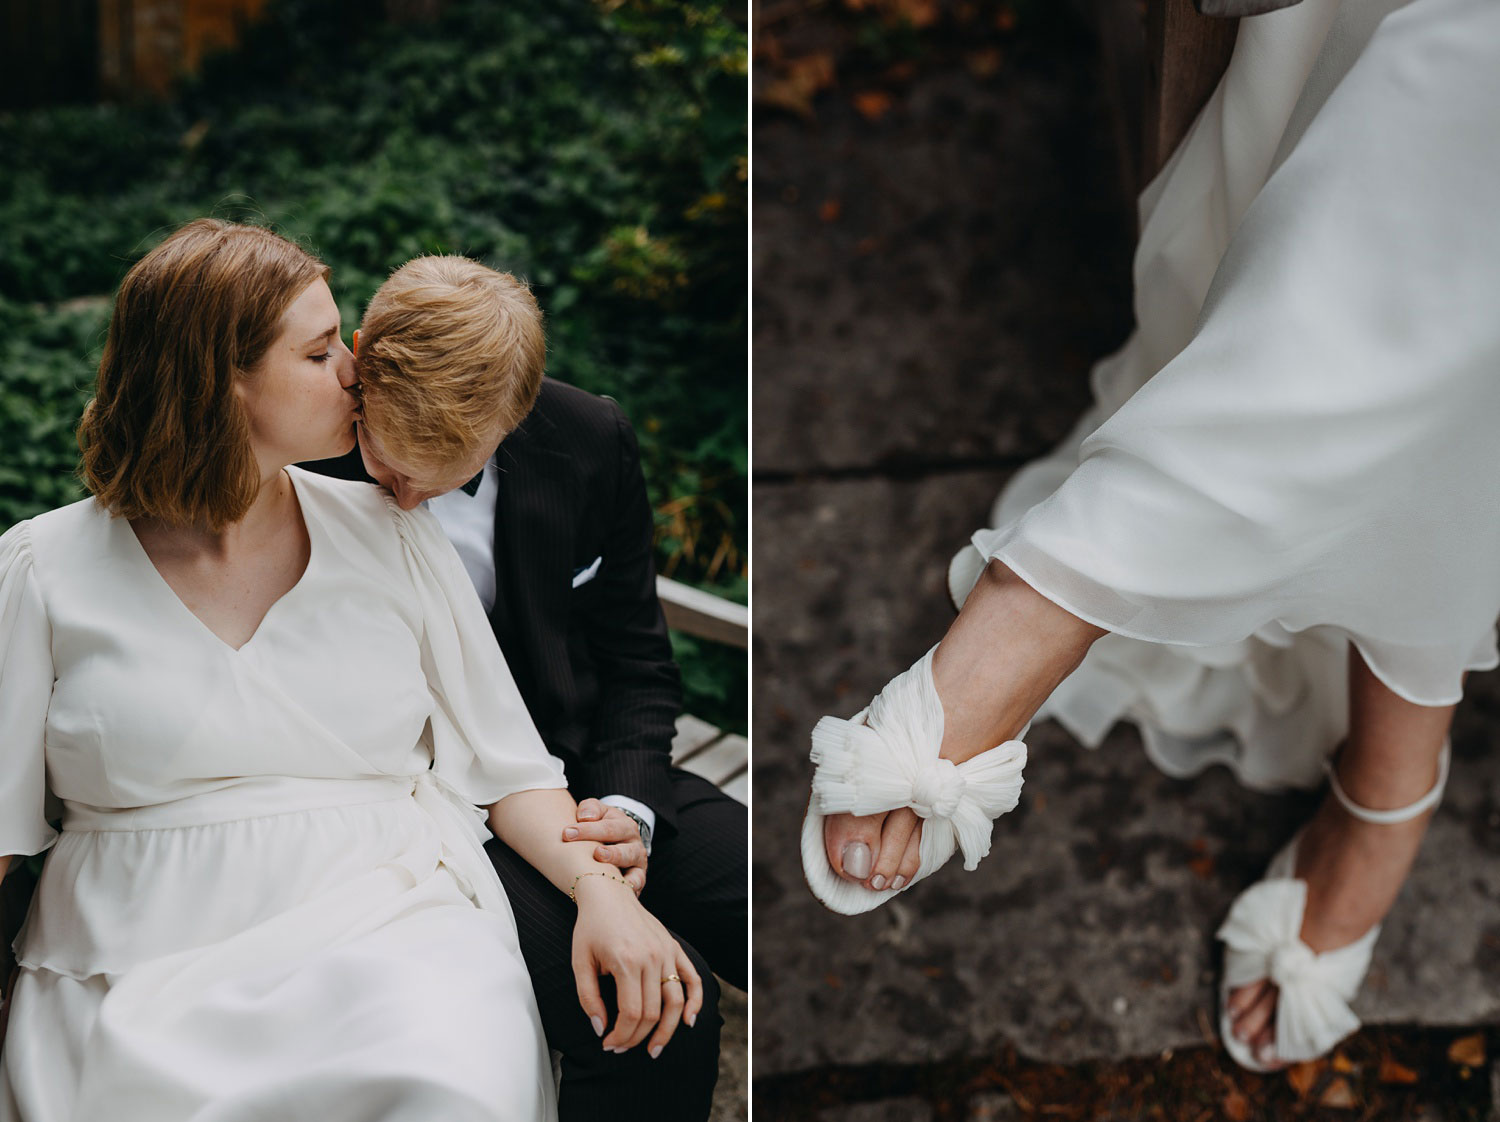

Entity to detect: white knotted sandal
[1216,743,1451,1071]
[800,646,1028,915]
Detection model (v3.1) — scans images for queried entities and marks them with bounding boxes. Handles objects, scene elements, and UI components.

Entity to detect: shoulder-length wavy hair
[78,218,330,530]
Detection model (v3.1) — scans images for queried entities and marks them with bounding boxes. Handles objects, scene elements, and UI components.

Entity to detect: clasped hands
[563,798,648,893]
[564,799,702,1057]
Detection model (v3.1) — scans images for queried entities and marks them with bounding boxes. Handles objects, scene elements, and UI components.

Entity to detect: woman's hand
[570,872,703,1057]
[562,800,649,895]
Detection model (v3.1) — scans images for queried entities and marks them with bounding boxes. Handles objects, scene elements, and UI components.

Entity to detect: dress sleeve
[0,521,58,859]
[386,499,568,805]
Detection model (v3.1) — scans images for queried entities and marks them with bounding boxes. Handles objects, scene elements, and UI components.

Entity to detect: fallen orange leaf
[1188,855,1215,880]
[965,49,1003,78]
[759,53,836,119]
[1286,1059,1324,1097]
[1330,1052,1355,1074]
[853,91,893,121]
[1319,1076,1358,1109]
[818,198,842,223]
[1378,1057,1419,1084]
[890,0,939,28]
[1448,1033,1485,1067]
[1221,1088,1250,1121]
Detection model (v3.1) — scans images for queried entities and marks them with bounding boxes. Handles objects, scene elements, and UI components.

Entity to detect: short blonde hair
[78,219,329,530]
[356,256,546,473]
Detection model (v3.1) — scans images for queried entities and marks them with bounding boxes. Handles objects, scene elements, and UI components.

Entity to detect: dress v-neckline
[121,468,318,654]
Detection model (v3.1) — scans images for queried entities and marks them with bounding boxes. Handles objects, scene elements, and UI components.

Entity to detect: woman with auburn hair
[0,219,700,1121]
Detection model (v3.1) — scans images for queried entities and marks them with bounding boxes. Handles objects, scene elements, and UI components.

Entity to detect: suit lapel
[490,404,577,685]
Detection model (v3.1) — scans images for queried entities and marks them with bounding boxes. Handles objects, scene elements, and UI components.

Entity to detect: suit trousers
[486,769,746,1122]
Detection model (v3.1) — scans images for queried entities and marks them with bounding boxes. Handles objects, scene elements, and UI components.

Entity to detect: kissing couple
[0,218,745,1122]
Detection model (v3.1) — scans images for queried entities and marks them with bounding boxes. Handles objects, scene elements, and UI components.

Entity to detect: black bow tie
[459,468,485,497]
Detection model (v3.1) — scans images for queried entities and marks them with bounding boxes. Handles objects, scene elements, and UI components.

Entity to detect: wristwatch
[619,807,653,857]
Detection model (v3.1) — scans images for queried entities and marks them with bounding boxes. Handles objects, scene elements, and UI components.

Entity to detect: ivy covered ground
[0,0,746,728]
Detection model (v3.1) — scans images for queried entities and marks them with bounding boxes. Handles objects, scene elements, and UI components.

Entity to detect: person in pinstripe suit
[309,256,745,1121]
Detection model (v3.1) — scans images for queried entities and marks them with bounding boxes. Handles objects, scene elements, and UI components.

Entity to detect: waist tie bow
[410,769,506,913]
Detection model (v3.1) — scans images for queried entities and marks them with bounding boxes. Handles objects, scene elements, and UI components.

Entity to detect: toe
[825,812,883,883]
[1231,982,1278,1048]
[869,809,917,890]
[1226,979,1267,1017]
[893,823,922,890]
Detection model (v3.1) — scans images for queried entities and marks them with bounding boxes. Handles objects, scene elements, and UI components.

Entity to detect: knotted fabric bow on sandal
[1216,743,1451,1070]
[800,646,1028,915]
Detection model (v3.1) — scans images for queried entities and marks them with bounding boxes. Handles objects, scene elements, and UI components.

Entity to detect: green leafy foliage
[0,0,745,722]
[0,297,107,527]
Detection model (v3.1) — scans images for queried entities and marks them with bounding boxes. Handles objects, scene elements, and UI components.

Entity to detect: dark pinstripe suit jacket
[310,379,685,836]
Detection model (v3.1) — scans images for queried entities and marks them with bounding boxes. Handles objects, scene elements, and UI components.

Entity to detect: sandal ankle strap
[1325,742,1450,825]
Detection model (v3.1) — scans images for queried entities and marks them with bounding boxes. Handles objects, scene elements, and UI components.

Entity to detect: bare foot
[822,561,1102,891]
[1224,647,1453,1067]
[1224,789,1434,1065]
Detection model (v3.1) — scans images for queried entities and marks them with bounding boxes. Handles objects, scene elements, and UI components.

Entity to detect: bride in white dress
[801,0,1500,1073]
[0,219,701,1121]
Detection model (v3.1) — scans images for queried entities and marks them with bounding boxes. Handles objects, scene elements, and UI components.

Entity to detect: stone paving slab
[821,1098,936,1122]
[712,984,747,1122]
[752,51,1132,478]
[752,474,1500,1076]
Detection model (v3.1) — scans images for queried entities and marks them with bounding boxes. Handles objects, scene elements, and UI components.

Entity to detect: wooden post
[1141,0,1238,183]
[0,0,100,109]
[97,0,269,101]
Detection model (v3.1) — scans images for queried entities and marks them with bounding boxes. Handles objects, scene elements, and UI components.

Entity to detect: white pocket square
[571,556,603,588]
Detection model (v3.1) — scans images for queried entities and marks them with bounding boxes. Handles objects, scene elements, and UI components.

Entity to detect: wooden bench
[1098,0,1304,205]
[657,576,749,805]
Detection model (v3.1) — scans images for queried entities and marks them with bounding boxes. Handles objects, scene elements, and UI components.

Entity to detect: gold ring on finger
[660,974,681,986]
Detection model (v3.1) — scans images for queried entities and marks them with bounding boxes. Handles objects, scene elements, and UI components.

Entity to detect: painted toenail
[843,842,872,879]
[892,876,906,890]
[870,874,886,890]
[1256,1042,1275,1066]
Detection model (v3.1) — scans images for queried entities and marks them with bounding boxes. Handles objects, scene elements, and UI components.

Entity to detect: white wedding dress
[0,467,566,1121]
[950,0,1500,787]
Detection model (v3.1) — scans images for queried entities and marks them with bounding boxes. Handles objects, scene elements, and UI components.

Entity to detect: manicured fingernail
[564,827,579,840]
[580,808,598,820]
[591,1016,604,1037]
[612,1046,629,1054]
[892,876,906,890]
[870,874,887,890]
[1256,1042,1275,1066]
[686,1012,697,1028]
[649,1045,663,1059]
[842,842,871,879]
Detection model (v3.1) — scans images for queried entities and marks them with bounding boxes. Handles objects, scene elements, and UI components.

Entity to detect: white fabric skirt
[951,0,1500,787]
[1,780,555,1122]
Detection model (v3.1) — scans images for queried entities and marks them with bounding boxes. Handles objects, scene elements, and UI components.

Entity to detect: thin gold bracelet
[568,871,630,903]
